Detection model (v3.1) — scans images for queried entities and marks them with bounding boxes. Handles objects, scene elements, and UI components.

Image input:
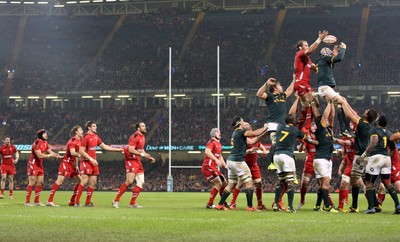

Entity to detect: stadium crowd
[1,99,399,146]
[0,6,399,92]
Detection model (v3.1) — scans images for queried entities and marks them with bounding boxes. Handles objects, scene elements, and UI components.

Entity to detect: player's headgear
[85,121,96,130]
[210,128,220,138]
[37,129,47,139]
[320,47,332,56]
[232,116,243,129]
[376,115,387,127]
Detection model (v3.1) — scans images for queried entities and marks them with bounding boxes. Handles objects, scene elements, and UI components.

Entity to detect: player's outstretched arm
[328,101,335,126]
[310,100,320,119]
[46,149,62,159]
[285,75,296,97]
[321,101,332,127]
[305,30,328,56]
[99,143,123,152]
[333,137,352,147]
[244,123,268,138]
[34,149,51,159]
[256,79,273,100]
[332,43,346,63]
[247,135,265,145]
[288,94,300,115]
[303,135,319,145]
[128,145,154,162]
[341,100,360,124]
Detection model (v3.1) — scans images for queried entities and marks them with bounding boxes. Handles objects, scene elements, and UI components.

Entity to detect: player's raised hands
[318,30,329,40]
[339,42,346,49]
[266,77,277,86]
[333,45,339,57]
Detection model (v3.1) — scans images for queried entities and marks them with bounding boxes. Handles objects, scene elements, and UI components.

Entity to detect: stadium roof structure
[0,0,399,16]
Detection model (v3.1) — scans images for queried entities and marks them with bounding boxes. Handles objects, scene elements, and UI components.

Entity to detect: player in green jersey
[215,117,268,211]
[310,100,339,212]
[362,115,400,214]
[256,76,295,171]
[272,114,319,213]
[317,42,352,138]
[339,99,378,212]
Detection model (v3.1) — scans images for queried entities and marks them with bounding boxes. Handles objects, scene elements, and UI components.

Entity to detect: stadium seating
[1,6,399,92]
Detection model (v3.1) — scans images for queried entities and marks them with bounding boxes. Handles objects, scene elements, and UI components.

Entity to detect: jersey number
[383,137,387,148]
[279,131,289,142]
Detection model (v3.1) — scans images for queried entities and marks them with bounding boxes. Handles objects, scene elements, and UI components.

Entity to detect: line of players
[202,30,400,214]
[0,121,155,208]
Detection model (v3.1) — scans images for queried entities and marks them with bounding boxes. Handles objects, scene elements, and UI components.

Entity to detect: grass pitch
[0,191,399,241]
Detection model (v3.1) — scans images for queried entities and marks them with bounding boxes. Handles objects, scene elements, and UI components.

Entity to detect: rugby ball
[323,35,337,45]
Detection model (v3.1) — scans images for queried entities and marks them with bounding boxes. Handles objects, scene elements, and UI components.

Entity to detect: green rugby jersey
[368,127,392,156]
[227,129,247,162]
[265,92,287,124]
[316,48,345,88]
[275,124,305,157]
[355,119,373,155]
[315,118,334,159]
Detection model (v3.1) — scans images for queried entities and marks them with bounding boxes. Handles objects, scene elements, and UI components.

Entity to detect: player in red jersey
[201,128,227,209]
[296,122,317,210]
[229,129,268,210]
[0,136,19,199]
[334,135,356,212]
[25,129,62,206]
[75,121,123,207]
[112,122,155,208]
[294,30,328,130]
[46,125,83,207]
